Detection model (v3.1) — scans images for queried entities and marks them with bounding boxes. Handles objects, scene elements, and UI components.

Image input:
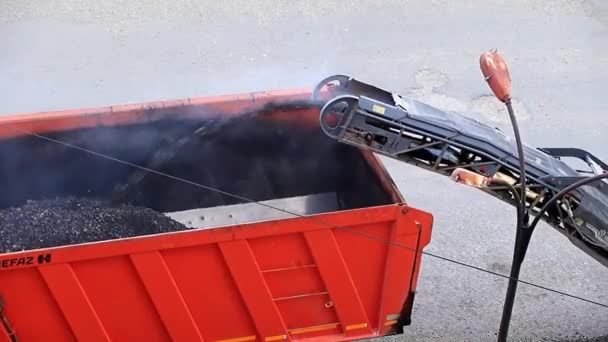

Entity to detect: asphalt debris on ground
[516,336,608,342]
[368,335,608,342]
[0,197,190,253]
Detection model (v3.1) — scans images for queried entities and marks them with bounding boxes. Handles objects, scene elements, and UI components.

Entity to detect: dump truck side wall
[0,205,432,342]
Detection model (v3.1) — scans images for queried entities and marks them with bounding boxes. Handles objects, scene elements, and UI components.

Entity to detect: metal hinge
[0,297,18,342]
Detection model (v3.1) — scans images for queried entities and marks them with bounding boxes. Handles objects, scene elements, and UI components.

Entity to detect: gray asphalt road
[1,1,607,341]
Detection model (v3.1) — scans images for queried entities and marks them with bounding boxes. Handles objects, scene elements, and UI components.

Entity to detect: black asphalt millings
[0,197,190,253]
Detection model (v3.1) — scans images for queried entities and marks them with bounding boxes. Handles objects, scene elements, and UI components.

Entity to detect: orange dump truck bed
[0,88,433,342]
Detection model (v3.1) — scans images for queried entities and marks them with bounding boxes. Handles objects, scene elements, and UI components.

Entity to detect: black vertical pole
[497,218,535,341]
[497,100,533,342]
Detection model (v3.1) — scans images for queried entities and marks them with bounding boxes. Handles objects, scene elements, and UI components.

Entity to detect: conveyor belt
[315,75,608,267]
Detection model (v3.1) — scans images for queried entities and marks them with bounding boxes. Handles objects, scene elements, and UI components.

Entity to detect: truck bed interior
[0,103,395,239]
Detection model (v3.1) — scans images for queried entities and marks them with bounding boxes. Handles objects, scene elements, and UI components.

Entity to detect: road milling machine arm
[313,74,608,268]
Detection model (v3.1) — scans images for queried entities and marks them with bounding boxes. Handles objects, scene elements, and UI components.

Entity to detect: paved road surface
[1,1,607,341]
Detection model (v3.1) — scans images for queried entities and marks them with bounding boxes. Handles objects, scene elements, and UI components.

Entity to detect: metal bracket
[539,147,608,174]
[0,297,18,342]
[545,176,607,191]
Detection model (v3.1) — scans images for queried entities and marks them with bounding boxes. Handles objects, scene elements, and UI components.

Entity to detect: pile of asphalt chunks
[0,197,189,253]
